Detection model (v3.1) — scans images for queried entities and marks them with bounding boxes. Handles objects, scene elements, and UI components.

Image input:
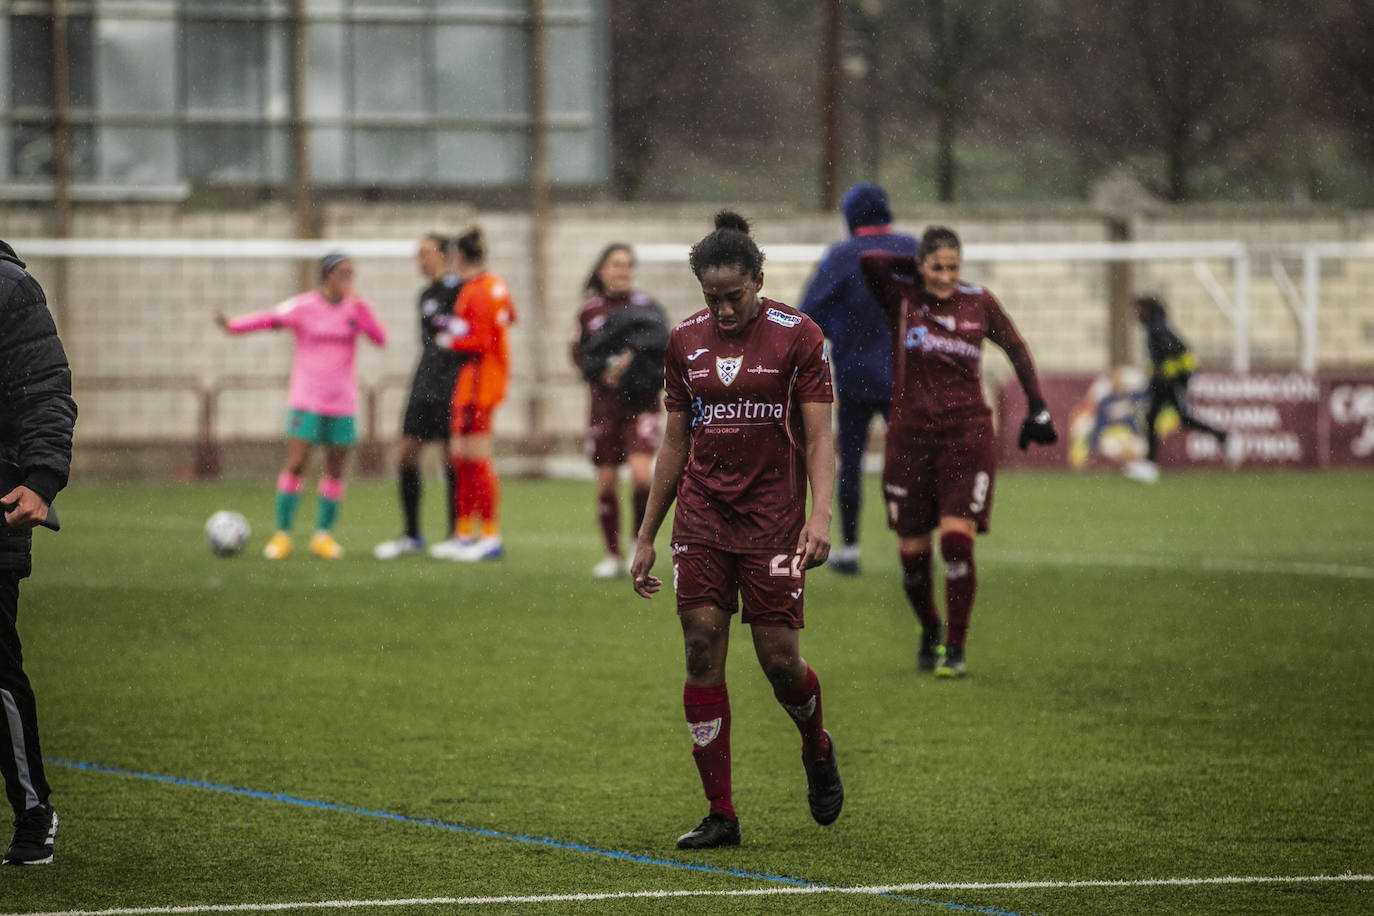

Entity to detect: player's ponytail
[689,209,765,281]
[455,225,486,265]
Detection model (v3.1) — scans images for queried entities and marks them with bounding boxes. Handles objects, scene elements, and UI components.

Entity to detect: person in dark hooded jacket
[0,240,76,865]
[799,184,918,574]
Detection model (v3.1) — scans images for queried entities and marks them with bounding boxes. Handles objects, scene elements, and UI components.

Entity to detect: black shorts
[402,393,452,441]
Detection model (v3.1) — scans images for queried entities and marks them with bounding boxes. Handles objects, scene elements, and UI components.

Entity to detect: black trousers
[836,397,890,546]
[1144,374,1225,462]
[0,569,49,817]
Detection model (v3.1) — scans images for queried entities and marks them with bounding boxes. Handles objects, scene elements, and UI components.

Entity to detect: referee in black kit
[0,239,77,865]
[374,232,467,559]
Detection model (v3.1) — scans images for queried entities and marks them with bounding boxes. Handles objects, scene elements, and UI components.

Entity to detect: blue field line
[47,757,1027,916]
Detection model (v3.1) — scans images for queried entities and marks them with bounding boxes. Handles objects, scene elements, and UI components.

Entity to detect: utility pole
[290,0,317,292]
[525,0,552,469]
[820,0,843,211]
[51,0,72,329]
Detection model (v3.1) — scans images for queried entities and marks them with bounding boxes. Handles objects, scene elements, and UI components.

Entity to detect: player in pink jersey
[571,243,669,579]
[214,251,388,560]
[631,211,842,850]
[860,226,1056,677]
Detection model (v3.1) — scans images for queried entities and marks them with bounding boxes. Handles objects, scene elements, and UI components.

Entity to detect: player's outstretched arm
[797,400,834,569]
[631,410,690,598]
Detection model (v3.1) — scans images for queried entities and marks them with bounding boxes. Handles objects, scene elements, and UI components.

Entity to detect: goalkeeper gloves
[1018,399,1058,450]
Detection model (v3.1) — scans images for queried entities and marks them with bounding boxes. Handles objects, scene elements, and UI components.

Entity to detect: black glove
[1018,399,1058,450]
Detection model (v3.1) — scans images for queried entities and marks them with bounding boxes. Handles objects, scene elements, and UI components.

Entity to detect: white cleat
[1123,459,1160,484]
[374,536,425,560]
[1224,432,1245,469]
[453,535,503,562]
[428,537,474,561]
[592,555,626,578]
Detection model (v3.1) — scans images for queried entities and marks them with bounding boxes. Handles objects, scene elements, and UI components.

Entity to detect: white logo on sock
[688,718,722,746]
[782,696,817,722]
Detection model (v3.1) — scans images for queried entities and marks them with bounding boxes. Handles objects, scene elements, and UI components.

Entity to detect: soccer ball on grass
[204,510,251,557]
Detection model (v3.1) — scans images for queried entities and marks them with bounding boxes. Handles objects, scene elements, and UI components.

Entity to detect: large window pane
[9,16,51,109]
[98,126,176,183]
[67,17,95,108]
[184,21,264,114]
[183,125,268,182]
[547,23,595,114]
[351,24,427,115]
[97,19,176,115]
[354,127,431,184]
[11,121,97,179]
[549,128,598,183]
[309,126,347,183]
[10,15,96,110]
[307,23,346,117]
[433,24,526,118]
[434,128,524,184]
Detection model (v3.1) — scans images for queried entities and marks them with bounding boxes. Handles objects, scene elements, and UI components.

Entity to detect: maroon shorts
[883,418,996,537]
[587,405,661,466]
[670,541,806,628]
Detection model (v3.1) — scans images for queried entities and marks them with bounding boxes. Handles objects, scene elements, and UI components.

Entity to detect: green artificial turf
[2,470,1370,915]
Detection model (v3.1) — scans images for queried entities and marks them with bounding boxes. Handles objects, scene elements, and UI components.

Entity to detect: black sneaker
[4,803,57,866]
[676,811,740,849]
[805,730,844,826]
[917,623,944,671]
[936,643,966,678]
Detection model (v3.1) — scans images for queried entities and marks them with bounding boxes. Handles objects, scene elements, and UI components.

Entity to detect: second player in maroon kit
[632,211,843,850]
[571,244,669,578]
[860,225,1057,677]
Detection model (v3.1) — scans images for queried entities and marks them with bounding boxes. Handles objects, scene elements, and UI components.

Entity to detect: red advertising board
[997,371,1374,471]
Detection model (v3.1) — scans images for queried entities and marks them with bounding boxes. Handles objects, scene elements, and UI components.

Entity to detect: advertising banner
[997,371,1374,471]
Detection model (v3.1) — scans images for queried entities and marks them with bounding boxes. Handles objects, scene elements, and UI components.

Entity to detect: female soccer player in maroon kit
[571,244,670,578]
[861,226,1057,677]
[631,211,842,850]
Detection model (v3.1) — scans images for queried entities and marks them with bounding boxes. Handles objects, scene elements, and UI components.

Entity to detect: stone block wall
[4,201,1372,477]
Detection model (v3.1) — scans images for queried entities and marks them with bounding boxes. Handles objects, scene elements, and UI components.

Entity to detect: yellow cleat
[263,532,293,560]
[309,532,344,559]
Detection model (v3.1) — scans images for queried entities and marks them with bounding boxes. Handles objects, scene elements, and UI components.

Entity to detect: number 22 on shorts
[769,554,803,577]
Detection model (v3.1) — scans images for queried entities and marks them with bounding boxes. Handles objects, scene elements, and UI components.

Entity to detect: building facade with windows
[1,0,608,199]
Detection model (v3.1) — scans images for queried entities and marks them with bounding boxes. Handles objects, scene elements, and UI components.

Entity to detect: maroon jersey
[572,290,665,419]
[663,298,833,553]
[860,252,1044,441]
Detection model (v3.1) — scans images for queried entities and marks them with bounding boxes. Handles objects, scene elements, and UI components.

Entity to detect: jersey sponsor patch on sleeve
[765,307,803,328]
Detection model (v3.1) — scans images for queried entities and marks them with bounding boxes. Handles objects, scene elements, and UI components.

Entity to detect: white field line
[7,874,1372,916]
[988,548,1374,581]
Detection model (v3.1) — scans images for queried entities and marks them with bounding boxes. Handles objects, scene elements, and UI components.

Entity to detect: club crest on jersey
[765,307,803,328]
[716,356,742,386]
[689,718,722,746]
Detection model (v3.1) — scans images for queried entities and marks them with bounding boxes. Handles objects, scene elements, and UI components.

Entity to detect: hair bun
[713,210,751,235]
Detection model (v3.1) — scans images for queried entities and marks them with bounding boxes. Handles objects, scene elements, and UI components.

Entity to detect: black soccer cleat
[676,811,741,850]
[805,730,844,826]
[936,643,967,678]
[4,803,57,866]
[917,623,944,672]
